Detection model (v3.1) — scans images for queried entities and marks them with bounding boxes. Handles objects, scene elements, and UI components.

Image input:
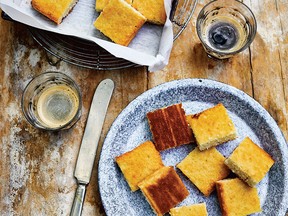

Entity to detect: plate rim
[98,78,288,215]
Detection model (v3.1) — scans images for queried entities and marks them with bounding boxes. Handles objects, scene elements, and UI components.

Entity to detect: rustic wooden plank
[248,0,288,139]
[0,21,147,215]
[81,68,148,216]
[149,0,253,97]
[0,13,15,216]
[1,0,288,214]
[273,0,288,141]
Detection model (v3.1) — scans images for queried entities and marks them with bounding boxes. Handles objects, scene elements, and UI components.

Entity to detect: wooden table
[0,0,287,215]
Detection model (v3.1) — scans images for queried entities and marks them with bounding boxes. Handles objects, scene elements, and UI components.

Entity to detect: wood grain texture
[0,13,14,216]
[0,21,147,216]
[149,1,253,96]
[248,0,288,139]
[1,0,288,214]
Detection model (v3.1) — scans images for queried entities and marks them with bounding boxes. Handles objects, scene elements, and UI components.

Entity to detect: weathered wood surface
[0,0,287,215]
[0,18,148,216]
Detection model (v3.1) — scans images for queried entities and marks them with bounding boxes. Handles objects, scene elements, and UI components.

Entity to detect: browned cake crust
[147,108,175,150]
[147,104,194,151]
[165,105,193,145]
[138,166,189,215]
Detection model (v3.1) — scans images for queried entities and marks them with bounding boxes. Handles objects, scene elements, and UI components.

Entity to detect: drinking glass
[196,0,257,59]
[22,71,82,130]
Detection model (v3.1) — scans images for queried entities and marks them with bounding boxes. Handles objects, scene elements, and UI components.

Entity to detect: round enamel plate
[98,79,288,215]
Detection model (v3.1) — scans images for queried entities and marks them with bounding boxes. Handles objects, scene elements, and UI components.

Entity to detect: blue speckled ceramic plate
[98,79,288,216]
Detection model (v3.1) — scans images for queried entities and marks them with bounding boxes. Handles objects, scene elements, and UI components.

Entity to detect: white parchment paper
[0,0,173,71]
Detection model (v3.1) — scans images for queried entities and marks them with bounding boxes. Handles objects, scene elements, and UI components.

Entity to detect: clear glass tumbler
[196,0,257,59]
[22,71,82,130]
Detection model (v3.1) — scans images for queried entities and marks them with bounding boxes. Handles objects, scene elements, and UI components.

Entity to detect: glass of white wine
[196,0,257,59]
[22,71,82,130]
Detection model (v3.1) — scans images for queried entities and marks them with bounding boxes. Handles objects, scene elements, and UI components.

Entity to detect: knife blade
[70,79,114,216]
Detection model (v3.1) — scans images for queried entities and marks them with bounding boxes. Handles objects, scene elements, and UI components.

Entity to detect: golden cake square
[186,103,237,151]
[132,0,166,25]
[138,166,189,215]
[94,0,146,46]
[170,203,208,216]
[95,0,132,11]
[225,137,275,187]
[115,141,164,191]
[32,0,78,24]
[177,147,230,196]
[216,178,261,216]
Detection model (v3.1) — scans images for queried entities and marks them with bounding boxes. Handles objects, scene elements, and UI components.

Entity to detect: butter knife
[70,79,114,216]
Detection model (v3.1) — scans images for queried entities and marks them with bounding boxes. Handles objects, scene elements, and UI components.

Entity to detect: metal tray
[2,0,198,70]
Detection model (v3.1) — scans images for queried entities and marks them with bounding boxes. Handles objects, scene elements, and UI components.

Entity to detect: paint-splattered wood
[1,0,288,215]
[249,0,288,139]
[0,19,147,215]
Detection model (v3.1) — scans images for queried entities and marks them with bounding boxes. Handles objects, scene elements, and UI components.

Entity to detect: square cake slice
[32,0,78,24]
[95,0,132,12]
[115,141,164,191]
[132,0,167,25]
[170,203,208,216]
[138,166,189,215]
[225,137,275,187]
[186,103,237,151]
[95,0,109,11]
[216,178,261,216]
[147,103,194,151]
[94,0,146,46]
[177,147,230,196]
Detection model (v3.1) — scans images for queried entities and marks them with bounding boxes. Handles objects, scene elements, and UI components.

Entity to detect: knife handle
[70,183,87,216]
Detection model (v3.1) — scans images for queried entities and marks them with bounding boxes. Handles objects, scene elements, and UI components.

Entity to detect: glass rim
[21,71,82,131]
[196,0,257,56]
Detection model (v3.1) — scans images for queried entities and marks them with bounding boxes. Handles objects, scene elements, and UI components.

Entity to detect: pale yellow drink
[36,84,80,128]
